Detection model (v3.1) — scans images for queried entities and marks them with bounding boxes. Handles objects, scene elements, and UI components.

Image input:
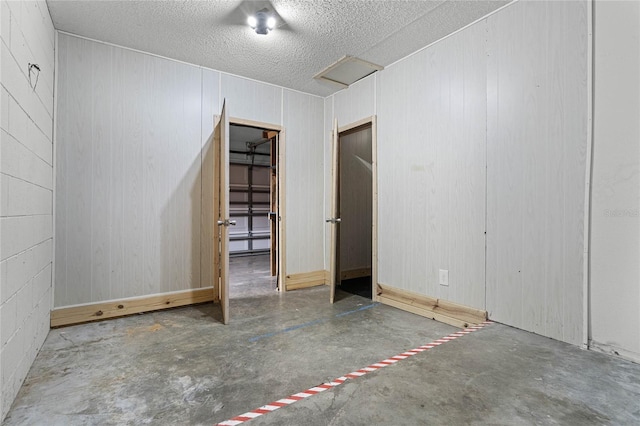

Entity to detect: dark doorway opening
[336,123,373,300]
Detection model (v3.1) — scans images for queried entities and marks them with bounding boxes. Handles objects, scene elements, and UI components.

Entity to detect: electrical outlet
[439,269,449,286]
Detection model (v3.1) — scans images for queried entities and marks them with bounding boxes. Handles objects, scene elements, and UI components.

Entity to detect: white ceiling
[46,0,510,97]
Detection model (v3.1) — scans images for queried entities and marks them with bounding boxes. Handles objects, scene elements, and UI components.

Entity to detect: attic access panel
[314,56,383,88]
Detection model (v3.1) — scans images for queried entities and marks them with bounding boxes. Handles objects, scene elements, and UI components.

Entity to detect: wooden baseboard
[376,283,487,328]
[340,267,371,280]
[285,270,327,290]
[51,287,215,328]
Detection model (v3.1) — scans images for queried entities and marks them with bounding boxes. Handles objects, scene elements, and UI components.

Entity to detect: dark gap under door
[339,276,372,299]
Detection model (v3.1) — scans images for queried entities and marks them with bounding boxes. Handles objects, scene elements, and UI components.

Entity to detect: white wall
[54,34,325,307]
[283,89,325,274]
[485,0,588,346]
[56,34,203,306]
[199,68,220,294]
[328,0,589,346]
[220,73,282,125]
[590,0,640,362]
[377,18,487,311]
[323,97,333,269]
[0,0,55,420]
[333,75,375,127]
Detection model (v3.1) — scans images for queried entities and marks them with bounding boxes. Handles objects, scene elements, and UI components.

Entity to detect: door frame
[229,117,287,291]
[329,118,339,303]
[334,116,378,302]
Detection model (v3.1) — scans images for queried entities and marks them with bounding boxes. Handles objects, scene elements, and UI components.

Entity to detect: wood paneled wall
[199,69,220,293]
[323,98,333,269]
[376,20,487,311]
[330,1,589,345]
[56,35,203,306]
[283,89,325,274]
[334,75,375,126]
[55,34,324,307]
[220,74,282,125]
[485,1,588,346]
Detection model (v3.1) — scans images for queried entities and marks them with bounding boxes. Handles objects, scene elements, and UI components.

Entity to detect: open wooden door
[214,101,231,324]
[327,118,340,303]
[266,130,278,277]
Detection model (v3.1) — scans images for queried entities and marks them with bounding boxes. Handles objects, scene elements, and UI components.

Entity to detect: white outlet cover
[439,269,449,286]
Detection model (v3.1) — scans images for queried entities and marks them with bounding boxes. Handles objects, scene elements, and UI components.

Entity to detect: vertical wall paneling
[56,34,203,306]
[282,89,324,274]
[485,1,588,345]
[108,40,123,301]
[590,1,640,361]
[120,47,145,299]
[327,0,591,347]
[55,35,325,308]
[200,69,220,292]
[54,33,67,306]
[562,2,590,347]
[333,74,375,126]
[147,51,201,296]
[323,96,334,270]
[220,73,282,125]
[90,40,112,302]
[375,20,487,310]
[325,1,589,347]
[58,35,92,304]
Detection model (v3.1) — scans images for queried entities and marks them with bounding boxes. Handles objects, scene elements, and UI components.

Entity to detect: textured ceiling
[46,0,510,97]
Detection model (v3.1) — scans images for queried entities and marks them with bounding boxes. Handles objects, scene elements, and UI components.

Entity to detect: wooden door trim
[278,130,287,292]
[329,118,339,303]
[371,116,378,302]
[230,117,282,132]
[338,117,373,134]
[220,102,229,324]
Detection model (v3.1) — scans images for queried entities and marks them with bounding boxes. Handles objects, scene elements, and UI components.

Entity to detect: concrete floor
[3,255,640,425]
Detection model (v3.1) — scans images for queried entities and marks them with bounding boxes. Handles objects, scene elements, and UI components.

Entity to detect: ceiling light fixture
[248,10,276,35]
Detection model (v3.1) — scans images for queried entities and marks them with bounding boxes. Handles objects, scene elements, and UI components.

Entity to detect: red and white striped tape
[216,321,493,426]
